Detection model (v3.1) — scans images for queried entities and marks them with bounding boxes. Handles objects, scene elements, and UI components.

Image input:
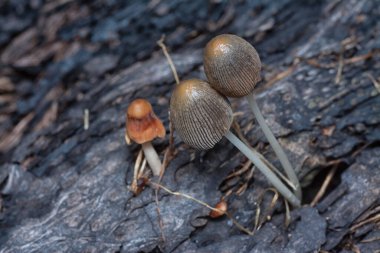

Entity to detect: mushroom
[203,34,301,198]
[170,79,300,207]
[210,199,227,218]
[170,79,233,150]
[126,99,165,176]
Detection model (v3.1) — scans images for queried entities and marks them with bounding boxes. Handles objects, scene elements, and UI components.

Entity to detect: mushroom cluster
[169,34,302,207]
[125,34,302,207]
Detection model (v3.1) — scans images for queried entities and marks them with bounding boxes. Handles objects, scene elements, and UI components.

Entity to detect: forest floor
[0,0,379,252]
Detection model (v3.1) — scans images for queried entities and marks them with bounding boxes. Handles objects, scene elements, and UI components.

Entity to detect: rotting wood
[0,0,379,252]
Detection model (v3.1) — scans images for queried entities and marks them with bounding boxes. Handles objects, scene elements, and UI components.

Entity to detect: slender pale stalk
[225,131,301,207]
[232,119,296,190]
[246,94,302,199]
[142,142,162,176]
[132,149,143,189]
[157,35,180,85]
[258,151,296,191]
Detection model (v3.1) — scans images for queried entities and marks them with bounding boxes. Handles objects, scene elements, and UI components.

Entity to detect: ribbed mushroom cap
[170,79,233,150]
[204,34,261,98]
[126,99,165,144]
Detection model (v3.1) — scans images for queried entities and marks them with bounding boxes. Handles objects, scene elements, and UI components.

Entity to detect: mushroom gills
[170,79,233,150]
[204,34,261,98]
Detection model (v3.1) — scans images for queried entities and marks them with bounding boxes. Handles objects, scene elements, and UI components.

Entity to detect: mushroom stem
[225,131,301,207]
[246,93,302,199]
[141,142,162,176]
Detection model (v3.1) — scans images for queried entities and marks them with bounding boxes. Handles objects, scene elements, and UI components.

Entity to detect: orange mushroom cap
[209,199,227,218]
[126,99,165,144]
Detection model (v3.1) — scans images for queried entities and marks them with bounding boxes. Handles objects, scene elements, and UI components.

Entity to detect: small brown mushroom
[209,200,227,218]
[126,99,165,176]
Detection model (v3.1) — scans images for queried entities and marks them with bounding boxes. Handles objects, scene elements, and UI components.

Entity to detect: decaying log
[0,0,379,252]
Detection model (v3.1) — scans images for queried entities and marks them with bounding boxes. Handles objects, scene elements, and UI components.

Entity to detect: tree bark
[0,0,379,252]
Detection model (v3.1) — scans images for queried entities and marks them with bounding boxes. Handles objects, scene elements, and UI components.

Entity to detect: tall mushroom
[170,79,300,207]
[126,99,165,176]
[203,34,301,199]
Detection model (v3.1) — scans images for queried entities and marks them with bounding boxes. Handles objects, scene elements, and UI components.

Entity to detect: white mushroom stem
[141,142,162,176]
[225,131,301,207]
[246,93,302,199]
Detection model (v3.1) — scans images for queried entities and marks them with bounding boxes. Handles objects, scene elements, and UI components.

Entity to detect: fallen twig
[335,48,344,84]
[254,188,279,231]
[361,237,380,243]
[0,112,34,152]
[130,149,144,195]
[365,72,380,94]
[306,51,377,69]
[256,64,298,93]
[157,35,180,85]
[84,108,89,130]
[155,35,183,242]
[311,165,338,206]
[150,181,254,235]
[350,213,380,232]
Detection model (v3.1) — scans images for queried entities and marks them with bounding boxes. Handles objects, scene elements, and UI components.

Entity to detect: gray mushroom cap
[170,79,233,150]
[204,34,261,98]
